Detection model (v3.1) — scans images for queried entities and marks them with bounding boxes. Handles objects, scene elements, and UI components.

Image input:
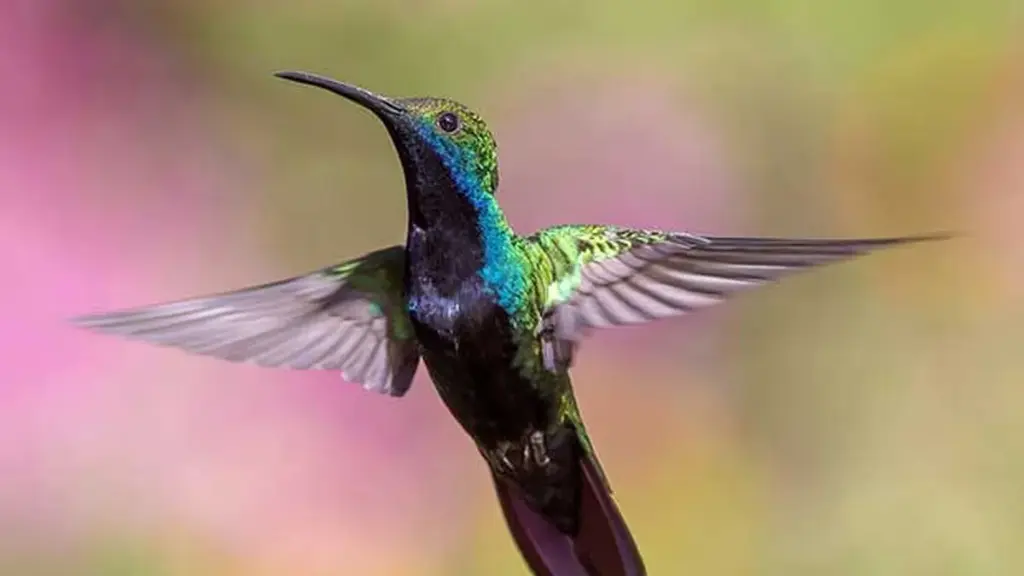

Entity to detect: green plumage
[72,71,948,576]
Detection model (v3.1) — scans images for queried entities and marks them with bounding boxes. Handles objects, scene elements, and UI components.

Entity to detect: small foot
[528,430,551,467]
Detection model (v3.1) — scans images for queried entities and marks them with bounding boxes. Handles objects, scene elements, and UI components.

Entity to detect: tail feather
[574,452,645,574]
[491,440,646,576]
[493,479,583,576]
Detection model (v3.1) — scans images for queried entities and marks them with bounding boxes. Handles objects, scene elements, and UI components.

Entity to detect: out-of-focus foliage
[2,0,1021,574]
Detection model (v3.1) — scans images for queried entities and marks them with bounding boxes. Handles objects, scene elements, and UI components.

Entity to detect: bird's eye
[437,112,460,133]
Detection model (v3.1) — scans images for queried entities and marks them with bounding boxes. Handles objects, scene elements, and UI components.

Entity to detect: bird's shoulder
[513,224,704,306]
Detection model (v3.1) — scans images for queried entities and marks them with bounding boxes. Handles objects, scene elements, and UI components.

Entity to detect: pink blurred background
[2,1,1022,574]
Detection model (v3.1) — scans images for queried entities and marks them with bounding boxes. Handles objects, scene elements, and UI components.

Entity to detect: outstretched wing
[525,225,946,371]
[72,245,420,396]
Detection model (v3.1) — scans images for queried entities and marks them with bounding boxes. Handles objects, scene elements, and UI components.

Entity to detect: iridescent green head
[275,71,500,197]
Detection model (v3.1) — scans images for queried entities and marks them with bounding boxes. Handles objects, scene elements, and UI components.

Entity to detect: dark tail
[490,438,646,576]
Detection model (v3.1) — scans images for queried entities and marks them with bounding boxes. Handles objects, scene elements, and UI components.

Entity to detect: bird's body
[73,71,947,576]
[399,112,606,536]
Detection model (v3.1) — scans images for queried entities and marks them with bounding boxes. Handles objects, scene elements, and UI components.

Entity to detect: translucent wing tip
[696,230,955,254]
[70,309,142,332]
[667,230,953,255]
[885,231,957,245]
[822,230,956,254]
[69,301,207,334]
[832,231,956,248]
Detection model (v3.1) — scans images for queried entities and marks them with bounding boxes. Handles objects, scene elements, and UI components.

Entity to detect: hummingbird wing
[72,245,420,396]
[526,225,946,371]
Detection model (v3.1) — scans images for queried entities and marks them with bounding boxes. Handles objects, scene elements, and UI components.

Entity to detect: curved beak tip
[272,70,404,118]
[274,70,317,84]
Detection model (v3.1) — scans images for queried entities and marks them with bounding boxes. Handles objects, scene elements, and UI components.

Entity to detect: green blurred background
[3,0,1023,574]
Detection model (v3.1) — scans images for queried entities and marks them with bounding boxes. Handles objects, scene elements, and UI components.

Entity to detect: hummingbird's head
[275,71,500,198]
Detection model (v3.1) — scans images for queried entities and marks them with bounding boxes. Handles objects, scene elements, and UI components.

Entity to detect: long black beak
[274,71,406,121]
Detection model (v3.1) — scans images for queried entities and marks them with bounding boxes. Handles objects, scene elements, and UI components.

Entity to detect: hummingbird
[73,70,946,576]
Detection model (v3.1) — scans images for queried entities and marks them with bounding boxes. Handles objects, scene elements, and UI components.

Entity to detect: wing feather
[527,227,947,370]
[73,245,420,396]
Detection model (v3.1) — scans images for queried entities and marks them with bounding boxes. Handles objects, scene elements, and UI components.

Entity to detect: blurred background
[2,0,1022,574]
